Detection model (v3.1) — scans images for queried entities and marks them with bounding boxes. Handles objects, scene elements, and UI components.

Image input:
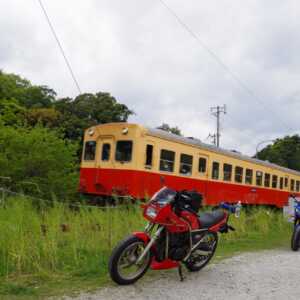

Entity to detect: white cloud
[1,0,300,155]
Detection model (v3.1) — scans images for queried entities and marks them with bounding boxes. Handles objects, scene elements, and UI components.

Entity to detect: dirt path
[63,249,300,300]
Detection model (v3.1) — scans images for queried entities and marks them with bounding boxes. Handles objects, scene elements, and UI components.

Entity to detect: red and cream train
[79,123,300,207]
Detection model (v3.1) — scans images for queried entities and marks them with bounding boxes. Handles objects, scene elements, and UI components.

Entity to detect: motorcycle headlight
[146,207,157,219]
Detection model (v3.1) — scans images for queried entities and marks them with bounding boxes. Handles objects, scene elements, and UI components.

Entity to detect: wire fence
[0,186,137,210]
[0,185,145,254]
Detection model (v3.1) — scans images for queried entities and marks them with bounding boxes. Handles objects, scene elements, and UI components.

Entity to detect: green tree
[256,135,300,171]
[0,70,55,108]
[0,99,26,126]
[157,123,182,136]
[25,107,61,128]
[55,93,134,140]
[0,124,78,200]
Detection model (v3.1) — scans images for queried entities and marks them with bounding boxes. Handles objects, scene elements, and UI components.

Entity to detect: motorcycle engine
[168,233,190,261]
[156,232,204,262]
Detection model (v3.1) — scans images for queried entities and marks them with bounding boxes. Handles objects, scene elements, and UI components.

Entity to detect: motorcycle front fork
[135,224,163,264]
[138,223,185,281]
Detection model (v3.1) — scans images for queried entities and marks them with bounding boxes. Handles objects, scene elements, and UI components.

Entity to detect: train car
[79,123,300,207]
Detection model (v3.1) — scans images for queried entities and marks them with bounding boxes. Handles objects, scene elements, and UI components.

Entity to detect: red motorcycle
[109,187,241,285]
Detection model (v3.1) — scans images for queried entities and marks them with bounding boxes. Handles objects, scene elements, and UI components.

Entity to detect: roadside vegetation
[0,194,292,299]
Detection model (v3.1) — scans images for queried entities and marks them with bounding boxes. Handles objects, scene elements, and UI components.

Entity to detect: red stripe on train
[79,167,293,207]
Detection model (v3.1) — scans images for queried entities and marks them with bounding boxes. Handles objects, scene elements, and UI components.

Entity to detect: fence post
[108,208,112,250]
[0,188,5,204]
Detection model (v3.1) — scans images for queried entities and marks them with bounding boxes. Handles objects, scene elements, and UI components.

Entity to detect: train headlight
[88,128,95,136]
[122,127,129,135]
[145,207,157,219]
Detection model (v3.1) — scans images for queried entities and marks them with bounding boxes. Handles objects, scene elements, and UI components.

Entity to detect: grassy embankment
[0,196,292,299]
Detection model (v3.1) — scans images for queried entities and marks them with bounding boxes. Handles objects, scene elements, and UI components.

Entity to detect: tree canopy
[0,70,56,108]
[0,71,134,140]
[157,123,182,136]
[256,135,300,171]
[54,93,133,140]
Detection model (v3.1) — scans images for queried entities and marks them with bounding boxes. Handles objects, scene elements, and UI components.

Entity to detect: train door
[283,175,290,205]
[95,136,114,183]
[245,187,257,205]
[142,140,156,197]
[197,153,209,198]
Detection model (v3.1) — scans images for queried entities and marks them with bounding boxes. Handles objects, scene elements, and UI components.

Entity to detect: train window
[212,162,219,179]
[285,177,288,187]
[84,141,96,161]
[291,179,295,191]
[245,169,253,185]
[145,144,153,166]
[198,157,207,173]
[115,141,133,162]
[272,175,278,189]
[179,154,193,175]
[280,177,284,189]
[101,143,111,161]
[264,173,270,187]
[223,164,232,181]
[235,166,243,183]
[256,171,263,186]
[296,181,300,192]
[160,149,175,172]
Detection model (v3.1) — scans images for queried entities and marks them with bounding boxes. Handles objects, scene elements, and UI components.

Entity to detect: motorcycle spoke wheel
[185,232,218,272]
[109,235,152,285]
[117,242,149,280]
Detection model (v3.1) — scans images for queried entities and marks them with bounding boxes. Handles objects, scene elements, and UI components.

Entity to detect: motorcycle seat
[198,210,225,228]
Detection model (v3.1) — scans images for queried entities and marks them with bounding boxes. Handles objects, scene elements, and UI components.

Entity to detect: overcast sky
[1,0,300,155]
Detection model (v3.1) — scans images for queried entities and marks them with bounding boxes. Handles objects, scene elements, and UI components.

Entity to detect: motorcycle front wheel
[291,225,300,251]
[108,235,152,285]
[184,231,218,272]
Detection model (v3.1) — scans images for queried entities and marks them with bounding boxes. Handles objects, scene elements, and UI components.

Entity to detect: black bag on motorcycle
[179,190,203,213]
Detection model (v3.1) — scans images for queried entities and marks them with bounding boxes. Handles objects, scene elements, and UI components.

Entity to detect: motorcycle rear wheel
[184,232,218,272]
[108,235,152,285]
[291,225,300,251]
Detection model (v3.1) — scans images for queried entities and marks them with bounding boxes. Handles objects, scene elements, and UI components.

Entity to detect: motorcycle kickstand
[178,264,185,282]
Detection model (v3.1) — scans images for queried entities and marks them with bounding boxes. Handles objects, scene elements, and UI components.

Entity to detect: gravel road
[63,249,300,300]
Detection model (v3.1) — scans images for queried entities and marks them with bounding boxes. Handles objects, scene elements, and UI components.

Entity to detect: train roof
[146,126,300,177]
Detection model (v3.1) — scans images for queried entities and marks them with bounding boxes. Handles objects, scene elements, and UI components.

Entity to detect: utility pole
[207,133,217,146]
[210,105,226,147]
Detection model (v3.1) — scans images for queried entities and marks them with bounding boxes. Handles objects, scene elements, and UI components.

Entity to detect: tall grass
[0,196,145,281]
[0,196,292,297]
[218,207,291,256]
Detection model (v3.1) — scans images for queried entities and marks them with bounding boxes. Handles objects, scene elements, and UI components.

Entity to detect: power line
[37,0,82,94]
[158,0,293,133]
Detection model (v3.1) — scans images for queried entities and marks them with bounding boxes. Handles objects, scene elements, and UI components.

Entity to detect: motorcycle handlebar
[220,202,236,213]
[220,201,242,217]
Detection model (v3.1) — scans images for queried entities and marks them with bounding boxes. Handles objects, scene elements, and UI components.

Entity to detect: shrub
[0,124,78,200]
